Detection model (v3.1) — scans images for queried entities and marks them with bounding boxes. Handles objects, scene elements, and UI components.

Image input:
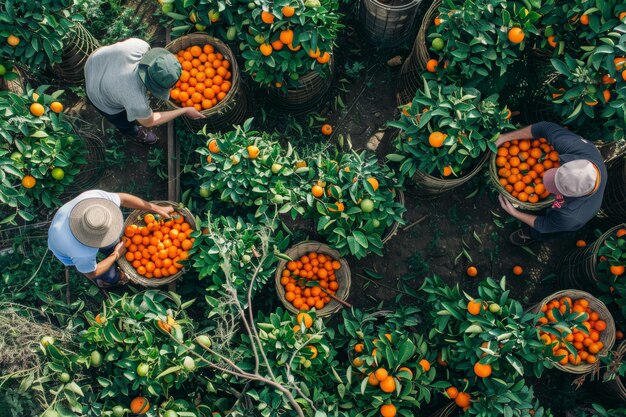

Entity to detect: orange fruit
[580,14,589,25]
[446,387,459,399]
[30,102,45,117]
[455,392,470,408]
[473,362,492,378]
[321,124,333,136]
[130,397,150,415]
[260,43,273,56]
[296,312,313,328]
[610,265,625,276]
[512,265,523,276]
[368,372,380,386]
[282,6,295,17]
[426,59,438,72]
[311,185,324,198]
[374,368,388,381]
[466,266,478,277]
[21,175,36,189]
[418,359,431,372]
[508,27,525,44]
[50,101,63,113]
[279,29,294,45]
[428,131,445,147]
[379,376,396,393]
[6,34,20,47]
[380,404,396,417]
[467,300,482,315]
[261,11,274,24]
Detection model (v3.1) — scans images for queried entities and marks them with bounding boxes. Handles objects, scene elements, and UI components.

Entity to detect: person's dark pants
[93,242,120,285]
[90,99,139,137]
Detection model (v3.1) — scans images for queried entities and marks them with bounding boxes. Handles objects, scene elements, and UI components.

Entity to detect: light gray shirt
[85,38,153,121]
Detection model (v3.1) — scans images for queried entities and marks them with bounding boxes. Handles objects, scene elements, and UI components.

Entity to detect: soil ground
[54,1,626,415]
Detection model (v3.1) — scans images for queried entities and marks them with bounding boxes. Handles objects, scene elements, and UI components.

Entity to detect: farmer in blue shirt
[48,190,174,287]
[496,122,607,245]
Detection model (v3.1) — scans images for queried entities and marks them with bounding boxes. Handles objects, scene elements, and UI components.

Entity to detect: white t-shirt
[84,38,153,121]
[48,190,121,273]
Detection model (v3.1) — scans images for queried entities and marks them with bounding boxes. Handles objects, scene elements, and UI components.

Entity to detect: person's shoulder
[77,189,121,206]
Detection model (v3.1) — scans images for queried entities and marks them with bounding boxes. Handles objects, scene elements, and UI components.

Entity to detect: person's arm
[84,241,127,279]
[117,193,175,219]
[495,125,534,147]
[498,195,538,228]
[137,107,205,127]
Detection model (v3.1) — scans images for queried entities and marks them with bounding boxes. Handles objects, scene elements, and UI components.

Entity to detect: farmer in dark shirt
[496,122,607,245]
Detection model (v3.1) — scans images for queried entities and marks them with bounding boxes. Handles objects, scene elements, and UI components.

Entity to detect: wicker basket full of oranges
[275,241,351,317]
[529,290,615,374]
[164,33,248,131]
[490,137,558,211]
[118,201,197,287]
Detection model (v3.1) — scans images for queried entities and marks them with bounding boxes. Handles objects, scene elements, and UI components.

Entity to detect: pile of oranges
[170,43,232,111]
[279,251,341,311]
[537,296,608,366]
[122,212,194,279]
[495,138,560,203]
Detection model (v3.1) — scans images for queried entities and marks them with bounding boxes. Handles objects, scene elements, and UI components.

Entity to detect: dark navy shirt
[531,122,607,234]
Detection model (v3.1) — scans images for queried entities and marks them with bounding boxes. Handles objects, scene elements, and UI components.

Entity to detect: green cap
[138,48,181,100]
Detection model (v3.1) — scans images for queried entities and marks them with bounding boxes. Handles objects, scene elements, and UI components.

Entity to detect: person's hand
[114,240,127,258]
[154,205,175,219]
[498,194,518,215]
[184,107,206,119]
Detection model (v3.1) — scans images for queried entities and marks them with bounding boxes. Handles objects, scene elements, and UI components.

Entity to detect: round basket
[274,241,351,317]
[0,65,26,94]
[164,33,249,132]
[411,152,489,198]
[52,22,100,84]
[529,289,616,374]
[591,340,626,402]
[488,151,555,211]
[556,223,626,292]
[117,201,197,287]
[414,0,441,69]
[397,0,440,104]
[520,71,562,126]
[61,130,106,200]
[267,57,334,116]
[431,403,457,417]
[602,156,626,220]
[381,189,405,244]
[358,0,421,48]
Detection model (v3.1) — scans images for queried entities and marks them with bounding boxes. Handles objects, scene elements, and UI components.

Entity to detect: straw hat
[69,198,123,248]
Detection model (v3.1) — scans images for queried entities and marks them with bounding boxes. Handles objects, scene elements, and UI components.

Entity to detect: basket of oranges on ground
[275,241,351,317]
[531,290,615,374]
[490,138,558,210]
[118,201,197,287]
[164,33,247,131]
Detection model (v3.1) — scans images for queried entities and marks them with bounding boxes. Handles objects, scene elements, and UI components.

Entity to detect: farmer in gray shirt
[85,38,204,144]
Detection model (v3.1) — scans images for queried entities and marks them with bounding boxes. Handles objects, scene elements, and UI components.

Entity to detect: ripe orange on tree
[22,175,37,189]
[321,124,333,136]
[366,177,379,191]
[380,404,397,417]
[428,131,445,147]
[379,375,396,393]
[426,59,438,73]
[473,362,492,378]
[610,265,624,276]
[282,6,295,17]
[445,386,459,399]
[508,27,525,44]
[30,102,45,117]
[6,34,20,47]
[261,11,274,24]
[130,397,150,415]
[467,300,482,315]
[455,392,471,408]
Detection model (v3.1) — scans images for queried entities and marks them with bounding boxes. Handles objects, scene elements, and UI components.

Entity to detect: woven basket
[529,289,616,374]
[411,152,488,198]
[592,340,626,402]
[414,0,441,69]
[267,57,334,116]
[381,189,405,244]
[431,403,457,417]
[274,241,351,317]
[488,152,555,211]
[60,130,106,200]
[358,0,422,48]
[602,156,626,220]
[520,71,562,126]
[52,22,100,84]
[0,65,25,94]
[397,0,440,104]
[165,33,248,132]
[118,201,197,287]
[557,223,626,292]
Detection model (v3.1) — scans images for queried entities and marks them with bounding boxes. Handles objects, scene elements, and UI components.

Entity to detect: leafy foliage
[389,81,513,177]
[240,0,343,89]
[0,0,80,67]
[0,87,86,224]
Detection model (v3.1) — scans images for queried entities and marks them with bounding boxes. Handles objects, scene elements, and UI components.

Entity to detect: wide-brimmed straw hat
[69,198,123,248]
